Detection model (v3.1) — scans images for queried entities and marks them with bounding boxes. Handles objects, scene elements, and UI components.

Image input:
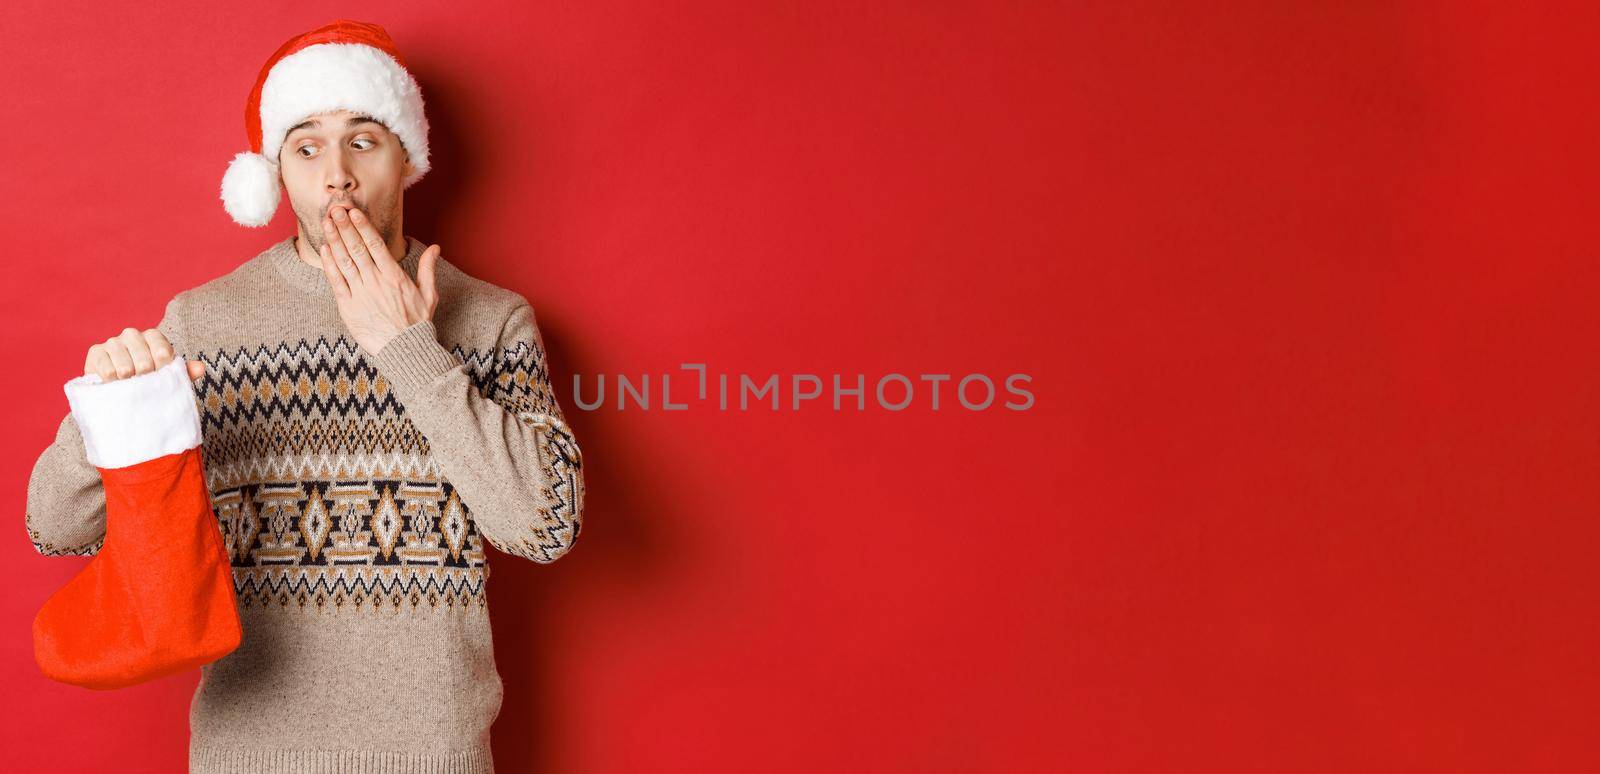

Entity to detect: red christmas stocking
[33,355,241,690]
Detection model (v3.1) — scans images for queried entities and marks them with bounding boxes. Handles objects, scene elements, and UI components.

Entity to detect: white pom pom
[220,151,281,227]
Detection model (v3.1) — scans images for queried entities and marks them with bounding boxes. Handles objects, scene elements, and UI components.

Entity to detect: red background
[2,2,1594,772]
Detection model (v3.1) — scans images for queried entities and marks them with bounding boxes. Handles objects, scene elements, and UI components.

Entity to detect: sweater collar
[268,233,427,295]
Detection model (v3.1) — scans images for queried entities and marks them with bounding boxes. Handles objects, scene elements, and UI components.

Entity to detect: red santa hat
[220,19,431,227]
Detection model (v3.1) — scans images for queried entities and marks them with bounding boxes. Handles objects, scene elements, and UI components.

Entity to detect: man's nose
[325,151,357,193]
[326,172,356,193]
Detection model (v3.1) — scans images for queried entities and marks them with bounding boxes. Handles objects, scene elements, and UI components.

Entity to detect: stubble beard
[295,197,397,255]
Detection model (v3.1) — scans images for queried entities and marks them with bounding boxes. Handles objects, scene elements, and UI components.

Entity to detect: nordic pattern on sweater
[194,331,581,611]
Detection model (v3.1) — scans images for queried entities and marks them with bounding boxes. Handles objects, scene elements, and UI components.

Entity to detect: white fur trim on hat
[220,151,282,227]
[259,42,431,188]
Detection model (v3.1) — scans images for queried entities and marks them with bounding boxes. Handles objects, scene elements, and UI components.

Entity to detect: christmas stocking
[32,355,241,690]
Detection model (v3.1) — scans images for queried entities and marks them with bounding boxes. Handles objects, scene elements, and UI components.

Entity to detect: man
[23,19,585,773]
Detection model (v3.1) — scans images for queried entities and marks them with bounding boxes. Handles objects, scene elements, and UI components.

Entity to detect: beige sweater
[25,235,585,773]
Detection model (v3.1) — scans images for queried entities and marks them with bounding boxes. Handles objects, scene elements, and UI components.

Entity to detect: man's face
[278,108,413,251]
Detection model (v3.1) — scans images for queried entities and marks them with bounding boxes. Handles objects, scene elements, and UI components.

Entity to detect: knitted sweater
[24,234,585,773]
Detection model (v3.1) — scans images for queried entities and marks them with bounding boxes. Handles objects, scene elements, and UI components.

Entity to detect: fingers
[142,329,175,368]
[318,240,354,299]
[418,244,441,308]
[187,360,207,382]
[118,327,156,375]
[325,206,386,284]
[322,209,373,287]
[98,343,128,380]
[84,327,182,382]
[345,207,404,280]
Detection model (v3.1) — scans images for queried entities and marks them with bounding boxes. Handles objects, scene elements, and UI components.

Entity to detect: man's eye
[353,138,375,150]
[297,145,317,158]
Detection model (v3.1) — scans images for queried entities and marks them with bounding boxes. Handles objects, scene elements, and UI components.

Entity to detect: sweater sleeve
[24,296,188,557]
[369,301,585,563]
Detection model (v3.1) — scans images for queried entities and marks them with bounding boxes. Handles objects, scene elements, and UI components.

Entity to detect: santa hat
[220,19,431,227]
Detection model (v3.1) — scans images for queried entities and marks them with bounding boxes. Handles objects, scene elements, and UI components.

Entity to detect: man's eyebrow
[285,115,385,137]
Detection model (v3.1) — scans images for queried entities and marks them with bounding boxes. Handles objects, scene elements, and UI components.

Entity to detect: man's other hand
[84,327,205,383]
